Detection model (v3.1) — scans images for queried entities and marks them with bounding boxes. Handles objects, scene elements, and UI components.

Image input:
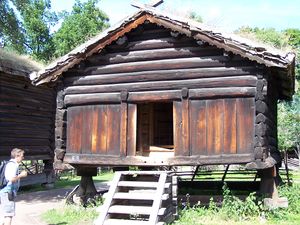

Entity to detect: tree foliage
[53,0,109,57]
[0,0,27,54]
[0,0,109,62]
[188,12,203,23]
[0,0,57,62]
[278,92,300,151]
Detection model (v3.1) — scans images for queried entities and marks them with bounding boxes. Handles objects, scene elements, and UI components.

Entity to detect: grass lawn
[41,170,300,225]
[41,170,113,225]
[174,177,300,225]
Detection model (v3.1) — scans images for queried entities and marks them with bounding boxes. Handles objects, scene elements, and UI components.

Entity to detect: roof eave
[31,7,296,98]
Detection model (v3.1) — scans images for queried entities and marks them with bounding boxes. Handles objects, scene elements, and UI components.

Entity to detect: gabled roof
[30,6,295,98]
[0,48,42,77]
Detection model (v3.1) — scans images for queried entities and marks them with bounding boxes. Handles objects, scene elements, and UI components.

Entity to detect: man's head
[11,148,25,163]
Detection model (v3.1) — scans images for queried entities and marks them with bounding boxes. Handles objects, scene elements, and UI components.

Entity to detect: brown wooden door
[173,97,255,156]
[66,104,121,155]
[189,98,255,156]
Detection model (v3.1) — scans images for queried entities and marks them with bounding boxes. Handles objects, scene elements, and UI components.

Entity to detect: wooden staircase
[94,171,176,225]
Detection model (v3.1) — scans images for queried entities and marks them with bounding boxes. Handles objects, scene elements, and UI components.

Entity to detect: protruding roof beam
[131,0,163,9]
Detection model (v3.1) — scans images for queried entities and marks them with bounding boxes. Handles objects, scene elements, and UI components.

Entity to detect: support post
[259,166,288,209]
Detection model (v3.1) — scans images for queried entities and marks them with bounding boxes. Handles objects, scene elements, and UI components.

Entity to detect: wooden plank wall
[187,98,255,157]
[60,22,261,161]
[0,73,55,160]
[66,105,121,155]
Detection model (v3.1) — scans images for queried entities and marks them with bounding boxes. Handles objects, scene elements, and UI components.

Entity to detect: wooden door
[189,98,255,156]
[66,104,121,155]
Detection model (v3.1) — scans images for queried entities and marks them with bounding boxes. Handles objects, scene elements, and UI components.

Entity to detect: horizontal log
[0,129,52,139]
[0,138,51,146]
[87,46,223,65]
[0,106,54,118]
[127,90,181,102]
[0,113,54,125]
[0,145,52,154]
[0,93,55,109]
[65,91,183,105]
[65,76,257,94]
[107,37,197,52]
[128,26,164,35]
[64,66,261,86]
[0,98,56,112]
[63,153,254,166]
[1,86,55,104]
[0,76,55,97]
[83,56,255,75]
[126,28,170,41]
[189,87,256,99]
[0,121,52,131]
[64,93,121,106]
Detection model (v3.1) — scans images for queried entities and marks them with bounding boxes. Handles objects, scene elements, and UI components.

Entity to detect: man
[0,148,27,225]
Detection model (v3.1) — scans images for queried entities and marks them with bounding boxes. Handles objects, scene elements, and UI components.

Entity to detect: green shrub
[266,183,300,222]
[219,183,262,221]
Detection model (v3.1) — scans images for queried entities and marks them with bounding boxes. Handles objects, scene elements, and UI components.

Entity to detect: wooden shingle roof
[30,6,296,99]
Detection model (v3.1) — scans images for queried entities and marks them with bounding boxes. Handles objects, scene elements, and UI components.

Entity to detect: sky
[51,0,300,32]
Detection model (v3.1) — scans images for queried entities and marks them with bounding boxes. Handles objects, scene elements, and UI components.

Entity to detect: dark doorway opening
[136,102,174,157]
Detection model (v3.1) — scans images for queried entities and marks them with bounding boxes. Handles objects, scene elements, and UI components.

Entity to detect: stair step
[118,181,171,188]
[95,171,174,225]
[108,205,166,215]
[113,192,169,200]
[103,219,164,225]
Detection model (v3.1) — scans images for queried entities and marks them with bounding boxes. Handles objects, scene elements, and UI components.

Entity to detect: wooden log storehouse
[31,7,295,181]
[0,49,56,185]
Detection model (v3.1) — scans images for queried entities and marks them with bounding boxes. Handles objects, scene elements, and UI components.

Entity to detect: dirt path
[12,183,109,225]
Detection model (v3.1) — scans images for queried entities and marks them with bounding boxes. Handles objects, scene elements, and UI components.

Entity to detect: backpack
[0,161,8,189]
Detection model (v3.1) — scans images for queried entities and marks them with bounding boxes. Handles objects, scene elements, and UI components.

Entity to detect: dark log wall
[58,22,266,166]
[0,72,55,160]
[254,71,280,163]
